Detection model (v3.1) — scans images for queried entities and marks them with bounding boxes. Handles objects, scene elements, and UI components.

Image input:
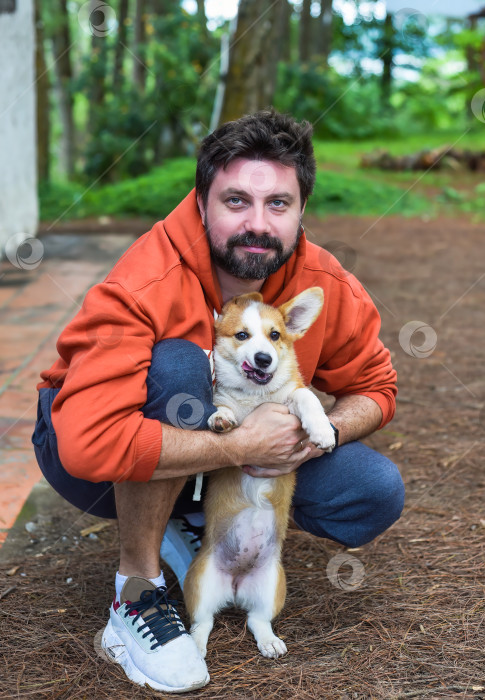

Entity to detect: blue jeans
[32,340,404,548]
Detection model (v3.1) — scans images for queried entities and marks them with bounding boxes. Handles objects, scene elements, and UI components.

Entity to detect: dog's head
[214,287,324,393]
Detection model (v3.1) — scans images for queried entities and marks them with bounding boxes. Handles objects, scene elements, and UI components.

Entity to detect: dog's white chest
[214,506,276,576]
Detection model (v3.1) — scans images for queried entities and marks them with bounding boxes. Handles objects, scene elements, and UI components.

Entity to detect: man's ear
[278,287,324,338]
[196,193,206,220]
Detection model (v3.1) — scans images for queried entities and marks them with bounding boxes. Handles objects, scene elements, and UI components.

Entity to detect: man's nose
[245,204,270,234]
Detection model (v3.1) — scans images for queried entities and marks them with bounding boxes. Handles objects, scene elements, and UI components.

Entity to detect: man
[32,110,404,693]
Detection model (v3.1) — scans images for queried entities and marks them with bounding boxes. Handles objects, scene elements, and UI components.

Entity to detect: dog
[183,287,336,659]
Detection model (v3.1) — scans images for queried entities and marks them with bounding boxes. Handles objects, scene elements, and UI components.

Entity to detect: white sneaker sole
[101,620,210,693]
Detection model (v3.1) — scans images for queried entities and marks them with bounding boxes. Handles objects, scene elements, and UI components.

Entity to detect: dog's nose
[254,352,272,369]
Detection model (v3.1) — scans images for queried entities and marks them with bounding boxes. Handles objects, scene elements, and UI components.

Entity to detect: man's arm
[150,403,312,480]
[241,394,382,479]
[327,394,382,446]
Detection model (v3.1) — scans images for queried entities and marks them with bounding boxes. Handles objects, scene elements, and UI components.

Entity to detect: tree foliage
[35,0,485,184]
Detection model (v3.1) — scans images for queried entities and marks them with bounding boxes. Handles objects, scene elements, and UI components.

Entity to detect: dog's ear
[278,287,324,338]
[221,292,263,315]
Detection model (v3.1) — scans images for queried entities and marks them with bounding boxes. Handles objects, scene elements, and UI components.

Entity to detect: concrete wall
[0,0,38,258]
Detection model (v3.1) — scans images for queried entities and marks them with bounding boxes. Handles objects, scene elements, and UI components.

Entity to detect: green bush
[40,159,196,221]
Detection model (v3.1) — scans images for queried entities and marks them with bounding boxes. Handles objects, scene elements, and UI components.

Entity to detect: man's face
[198,158,305,280]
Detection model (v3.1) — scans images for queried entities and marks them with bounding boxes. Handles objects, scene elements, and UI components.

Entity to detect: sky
[183,0,485,24]
[183,1,385,25]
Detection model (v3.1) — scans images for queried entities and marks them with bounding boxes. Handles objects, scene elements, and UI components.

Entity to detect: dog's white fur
[183,288,335,659]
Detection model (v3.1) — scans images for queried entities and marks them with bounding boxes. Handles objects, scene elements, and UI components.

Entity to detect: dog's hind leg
[184,552,233,658]
[236,557,288,659]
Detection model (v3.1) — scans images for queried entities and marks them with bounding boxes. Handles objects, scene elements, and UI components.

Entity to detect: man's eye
[228,197,242,205]
[270,331,280,341]
[271,200,286,207]
[235,331,249,341]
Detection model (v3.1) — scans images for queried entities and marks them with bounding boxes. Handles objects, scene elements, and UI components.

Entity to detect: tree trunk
[196,0,208,41]
[35,0,50,182]
[218,0,286,125]
[210,27,232,132]
[88,0,108,132]
[280,0,292,62]
[299,0,312,63]
[113,0,129,92]
[381,12,394,108]
[51,0,75,177]
[314,0,333,65]
[133,0,147,91]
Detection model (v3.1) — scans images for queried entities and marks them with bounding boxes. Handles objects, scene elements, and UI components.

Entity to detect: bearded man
[32,110,404,693]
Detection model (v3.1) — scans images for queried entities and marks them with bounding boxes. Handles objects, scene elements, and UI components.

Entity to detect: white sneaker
[101,576,209,693]
[160,515,204,590]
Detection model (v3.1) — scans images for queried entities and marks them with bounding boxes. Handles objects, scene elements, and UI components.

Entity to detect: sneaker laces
[179,516,204,553]
[124,586,188,650]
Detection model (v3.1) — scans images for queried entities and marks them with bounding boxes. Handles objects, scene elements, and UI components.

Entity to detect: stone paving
[0,232,136,545]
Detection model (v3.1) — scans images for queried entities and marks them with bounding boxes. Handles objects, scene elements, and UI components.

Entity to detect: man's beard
[205,215,303,281]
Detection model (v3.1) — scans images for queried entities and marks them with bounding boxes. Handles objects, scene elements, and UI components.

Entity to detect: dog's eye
[269,331,280,341]
[235,331,249,341]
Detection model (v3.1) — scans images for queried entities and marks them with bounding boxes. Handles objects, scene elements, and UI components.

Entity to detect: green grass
[307,170,432,217]
[313,128,485,169]
[40,130,485,224]
[39,158,196,222]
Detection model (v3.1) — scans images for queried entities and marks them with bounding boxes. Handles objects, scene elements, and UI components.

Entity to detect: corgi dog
[183,287,336,659]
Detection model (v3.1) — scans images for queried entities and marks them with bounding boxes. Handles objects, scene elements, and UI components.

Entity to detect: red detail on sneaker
[113,598,138,616]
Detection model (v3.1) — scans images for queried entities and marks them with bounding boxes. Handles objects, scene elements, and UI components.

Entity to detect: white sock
[150,571,166,589]
[115,570,166,603]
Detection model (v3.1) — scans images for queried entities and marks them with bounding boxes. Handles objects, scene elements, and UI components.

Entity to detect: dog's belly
[214,507,277,576]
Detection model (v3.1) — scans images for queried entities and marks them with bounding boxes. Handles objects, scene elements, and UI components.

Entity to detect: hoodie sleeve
[312,278,397,429]
[51,281,162,483]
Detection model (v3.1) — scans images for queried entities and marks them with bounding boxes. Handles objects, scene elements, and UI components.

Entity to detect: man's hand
[229,403,319,478]
[241,443,325,478]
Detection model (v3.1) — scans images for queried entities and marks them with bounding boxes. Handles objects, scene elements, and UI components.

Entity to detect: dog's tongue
[242,360,272,384]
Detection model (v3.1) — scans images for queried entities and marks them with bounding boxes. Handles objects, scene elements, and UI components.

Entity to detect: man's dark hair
[195,110,316,208]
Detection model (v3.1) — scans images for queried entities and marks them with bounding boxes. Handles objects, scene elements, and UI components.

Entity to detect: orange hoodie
[38,189,397,484]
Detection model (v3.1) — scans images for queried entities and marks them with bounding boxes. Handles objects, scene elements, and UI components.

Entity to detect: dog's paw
[305,419,336,453]
[208,407,238,433]
[190,627,209,659]
[257,635,288,659]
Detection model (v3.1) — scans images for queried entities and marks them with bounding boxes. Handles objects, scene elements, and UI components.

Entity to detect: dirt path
[0,215,483,699]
